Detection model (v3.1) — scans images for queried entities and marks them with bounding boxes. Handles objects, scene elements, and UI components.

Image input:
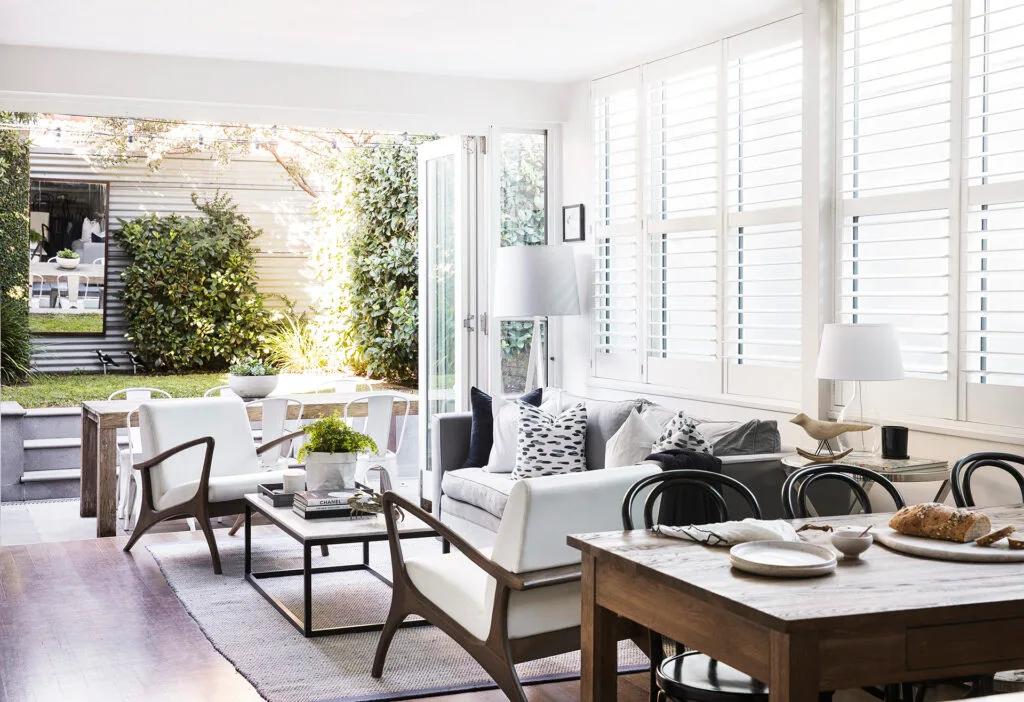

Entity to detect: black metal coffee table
[243,493,437,637]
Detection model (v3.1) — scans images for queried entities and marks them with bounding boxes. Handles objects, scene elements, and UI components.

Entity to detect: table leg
[769,630,819,702]
[79,413,98,518]
[95,427,118,537]
[244,504,252,576]
[303,543,313,637]
[933,479,952,504]
[580,554,618,702]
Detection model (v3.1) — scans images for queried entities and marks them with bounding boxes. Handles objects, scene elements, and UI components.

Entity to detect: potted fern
[56,248,80,270]
[227,357,279,398]
[297,413,378,491]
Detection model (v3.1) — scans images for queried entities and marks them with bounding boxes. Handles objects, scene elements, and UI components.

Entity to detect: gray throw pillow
[558,392,636,470]
[698,419,781,456]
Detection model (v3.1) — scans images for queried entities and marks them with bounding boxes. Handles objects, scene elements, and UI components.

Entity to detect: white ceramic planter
[56,257,80,270]
[227,374,278,398]
[304,452,358,491]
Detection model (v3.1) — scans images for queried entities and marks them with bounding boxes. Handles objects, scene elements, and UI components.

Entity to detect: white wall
[557,9,1024,498]
[0,45,570,133]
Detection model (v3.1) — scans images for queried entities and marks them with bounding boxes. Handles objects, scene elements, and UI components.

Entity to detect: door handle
[463,314,475,332]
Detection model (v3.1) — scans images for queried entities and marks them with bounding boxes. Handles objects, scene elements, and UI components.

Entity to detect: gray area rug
[148,534,645,702]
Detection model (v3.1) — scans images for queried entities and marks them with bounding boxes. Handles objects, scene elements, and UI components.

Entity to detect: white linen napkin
[652,518,801,547]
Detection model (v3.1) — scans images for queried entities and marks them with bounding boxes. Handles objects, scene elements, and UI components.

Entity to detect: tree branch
[261,143,318,197]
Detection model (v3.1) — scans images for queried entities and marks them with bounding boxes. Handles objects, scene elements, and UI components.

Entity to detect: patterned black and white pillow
[651,411,713,454]
[512,402,588,480]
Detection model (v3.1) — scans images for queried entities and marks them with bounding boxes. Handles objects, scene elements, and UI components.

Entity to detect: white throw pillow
[605,408,662,468]
[512,402,588,479]
[651,411,713,454]
[484,396,520,473]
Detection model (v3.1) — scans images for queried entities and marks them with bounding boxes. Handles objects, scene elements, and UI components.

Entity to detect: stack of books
[292,490,353,519]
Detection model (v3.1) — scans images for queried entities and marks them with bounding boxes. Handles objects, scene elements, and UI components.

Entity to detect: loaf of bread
[888,503,992,543]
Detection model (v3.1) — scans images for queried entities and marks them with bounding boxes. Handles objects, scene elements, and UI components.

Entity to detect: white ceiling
[0,0,799,83]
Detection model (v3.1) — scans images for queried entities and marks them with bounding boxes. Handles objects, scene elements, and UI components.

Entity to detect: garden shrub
[0,113,31,383]
[118,192,270,371]
[334,138,421,383]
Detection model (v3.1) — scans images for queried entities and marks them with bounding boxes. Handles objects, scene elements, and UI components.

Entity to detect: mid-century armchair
[121,397,303,574]
[372,465,659,701]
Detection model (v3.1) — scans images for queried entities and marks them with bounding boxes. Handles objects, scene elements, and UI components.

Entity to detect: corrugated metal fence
[29,148,319,373]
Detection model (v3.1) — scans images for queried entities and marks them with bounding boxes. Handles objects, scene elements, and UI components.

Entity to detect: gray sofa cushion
[440,495,502,533]
[698,419,782,456]
[440,467,514,519]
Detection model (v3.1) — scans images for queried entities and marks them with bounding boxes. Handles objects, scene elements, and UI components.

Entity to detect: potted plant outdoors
[297,413,378,491]
[227,357,280,398]
[56,248,80,270]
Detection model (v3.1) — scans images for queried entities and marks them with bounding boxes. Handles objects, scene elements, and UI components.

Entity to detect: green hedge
[338,139,420,383]
[117,192,270,371]
[0,115,31,383]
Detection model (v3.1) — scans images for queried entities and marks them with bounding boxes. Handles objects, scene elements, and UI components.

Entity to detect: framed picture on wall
[562,204,585,242]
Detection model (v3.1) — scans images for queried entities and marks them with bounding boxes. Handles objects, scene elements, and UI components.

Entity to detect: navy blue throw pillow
[461,386,543,468]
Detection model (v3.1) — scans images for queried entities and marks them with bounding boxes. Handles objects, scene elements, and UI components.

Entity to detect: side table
[781,454,952,511]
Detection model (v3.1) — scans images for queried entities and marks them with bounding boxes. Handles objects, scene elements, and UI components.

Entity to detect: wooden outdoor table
[570,506,1024,702]
[80,392,418,537]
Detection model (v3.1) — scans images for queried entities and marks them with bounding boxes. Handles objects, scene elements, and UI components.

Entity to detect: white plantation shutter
[839,0,957,419]
[593,69,641,380]
[644,45,721,392]
[962,0,1024,425]
[724,19,803,401]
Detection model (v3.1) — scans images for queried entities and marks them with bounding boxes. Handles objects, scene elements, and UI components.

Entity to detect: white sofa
[431,393,791,545]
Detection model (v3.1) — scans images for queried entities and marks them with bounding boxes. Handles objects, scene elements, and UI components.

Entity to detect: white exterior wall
[29,147,317,372]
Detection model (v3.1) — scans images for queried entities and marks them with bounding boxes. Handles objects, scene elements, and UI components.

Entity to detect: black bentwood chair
[951,452,1024,508]
[622,470,834,702]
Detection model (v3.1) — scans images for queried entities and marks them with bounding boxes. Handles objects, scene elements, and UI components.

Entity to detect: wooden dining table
[80,392,418,538]
[570,506,1024,702]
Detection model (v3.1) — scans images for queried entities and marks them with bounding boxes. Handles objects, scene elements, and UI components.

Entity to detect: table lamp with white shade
[815,323,905,453]
[493,245,580,390]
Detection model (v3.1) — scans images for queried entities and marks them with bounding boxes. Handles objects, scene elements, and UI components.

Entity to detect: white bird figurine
[789,413,871,463]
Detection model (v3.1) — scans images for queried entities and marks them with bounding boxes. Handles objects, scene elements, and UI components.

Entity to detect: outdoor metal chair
[107,387,173,529]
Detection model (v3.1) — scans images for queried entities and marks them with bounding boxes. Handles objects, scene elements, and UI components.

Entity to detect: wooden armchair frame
[372,492,636,701]
[122,429,304,574]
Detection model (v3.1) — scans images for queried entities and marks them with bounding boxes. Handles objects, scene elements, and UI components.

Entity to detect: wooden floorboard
[0,525,648,702]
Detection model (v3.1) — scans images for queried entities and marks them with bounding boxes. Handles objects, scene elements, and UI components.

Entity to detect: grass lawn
[29,313,104,334]
[1,372,228,408]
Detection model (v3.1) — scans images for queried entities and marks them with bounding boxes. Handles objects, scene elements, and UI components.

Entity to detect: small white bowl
[831,527,873,559]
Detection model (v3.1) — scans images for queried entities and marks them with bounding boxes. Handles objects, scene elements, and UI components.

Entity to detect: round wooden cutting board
[875,527,1024,562]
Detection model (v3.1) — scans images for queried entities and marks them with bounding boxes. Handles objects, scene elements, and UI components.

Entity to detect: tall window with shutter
[962,0,1024,424]
[724,19,803,401]
[644,45,721,393]
[839,0,958,419]
[592,69,641,380]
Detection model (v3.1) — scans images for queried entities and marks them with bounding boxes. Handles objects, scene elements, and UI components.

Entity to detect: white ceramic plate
[729,540,837,578]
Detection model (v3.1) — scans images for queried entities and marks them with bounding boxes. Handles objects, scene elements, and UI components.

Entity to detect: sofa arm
[431,411,473,516]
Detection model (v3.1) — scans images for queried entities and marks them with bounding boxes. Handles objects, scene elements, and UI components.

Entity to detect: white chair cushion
[405,547,582,641]
[154,469,287,511]
[405,548,493,640]
[139,398,259,509]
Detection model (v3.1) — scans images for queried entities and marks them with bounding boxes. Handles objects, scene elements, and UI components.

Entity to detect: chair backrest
[246,396,304,463]
[203,385,237,398]
[621,469,763,530]
[138,398,258,505]
[343,392,413,456]
[92,257,105,265]
[951,452,1024,507]
[782,464,906,519]
[110,389,172,453]
[490,465,660,575]
[108,387,172,401]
